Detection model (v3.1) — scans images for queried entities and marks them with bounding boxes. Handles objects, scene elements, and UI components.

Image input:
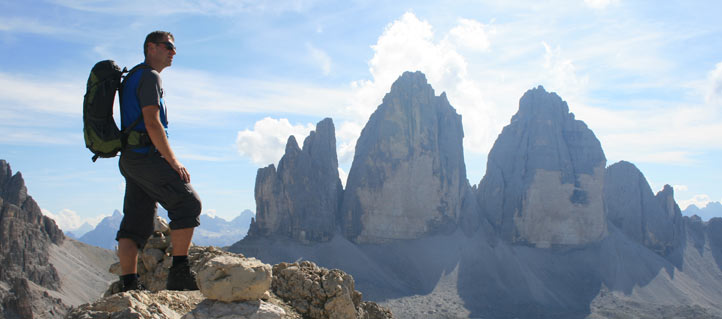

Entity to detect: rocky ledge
[66,217,392,319]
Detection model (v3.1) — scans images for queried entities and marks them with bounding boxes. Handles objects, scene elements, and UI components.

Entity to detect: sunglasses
[154,41,176,51]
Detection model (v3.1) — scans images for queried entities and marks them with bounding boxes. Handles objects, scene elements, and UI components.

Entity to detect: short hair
[143,31,175,57]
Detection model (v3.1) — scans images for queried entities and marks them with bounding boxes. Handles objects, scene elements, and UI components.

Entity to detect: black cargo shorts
[116,150,201,248]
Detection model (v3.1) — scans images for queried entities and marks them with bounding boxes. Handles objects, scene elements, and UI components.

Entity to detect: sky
[1,0,721,231]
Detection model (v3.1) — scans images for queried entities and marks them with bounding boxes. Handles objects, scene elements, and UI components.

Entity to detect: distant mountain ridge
[75,208,253,249]
[684,201,722,221]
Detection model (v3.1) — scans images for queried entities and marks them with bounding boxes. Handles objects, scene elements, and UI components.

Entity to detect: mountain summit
[476,86,607,247]
[341,71,478,243]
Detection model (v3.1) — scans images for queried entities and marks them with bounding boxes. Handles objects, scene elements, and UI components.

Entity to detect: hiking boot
[166,261,199,291]
[120,279,146,293]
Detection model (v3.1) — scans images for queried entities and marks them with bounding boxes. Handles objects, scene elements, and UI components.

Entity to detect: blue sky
[1,0,721,231]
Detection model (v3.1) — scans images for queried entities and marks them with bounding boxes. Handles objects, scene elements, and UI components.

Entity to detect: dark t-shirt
[120,64,168,153]
[138,70,163,110]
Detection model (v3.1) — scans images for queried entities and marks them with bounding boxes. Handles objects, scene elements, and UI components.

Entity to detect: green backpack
[82,60,148,162]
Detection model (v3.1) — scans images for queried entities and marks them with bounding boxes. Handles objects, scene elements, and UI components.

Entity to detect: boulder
[341,71,476,243]
[476,86,607,247]
[197,255,272,302]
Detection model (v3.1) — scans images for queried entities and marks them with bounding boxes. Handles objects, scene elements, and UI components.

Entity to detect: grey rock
[182,299,285,319]
[248,118,342,243]
[604,161,684,255]
[340,71,475,243]
[197,255,272,302]
[475,86,607,247]
[272,261,392,319]
[0,160,64,305]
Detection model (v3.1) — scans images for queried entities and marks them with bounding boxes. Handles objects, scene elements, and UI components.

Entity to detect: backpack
[82,60,149,162]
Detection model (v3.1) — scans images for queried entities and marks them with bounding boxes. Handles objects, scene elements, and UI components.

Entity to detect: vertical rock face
[0,160,64,287]
[0,160,66,318]
[604,161,684,255]
[340,71,476,243]
[476,86,607,247]
[248,118,343,242]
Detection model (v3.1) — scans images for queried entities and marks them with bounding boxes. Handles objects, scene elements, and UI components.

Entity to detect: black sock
[121,273,138,287]
[172,255,188,266]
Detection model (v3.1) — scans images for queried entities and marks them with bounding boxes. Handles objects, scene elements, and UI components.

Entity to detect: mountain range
[69,208,253,250]
[230,71,722,318]
[684,201,722,222]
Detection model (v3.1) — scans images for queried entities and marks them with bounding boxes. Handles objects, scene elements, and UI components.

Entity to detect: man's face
[149,35,176,70]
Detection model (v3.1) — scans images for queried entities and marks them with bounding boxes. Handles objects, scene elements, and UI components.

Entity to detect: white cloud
[42,208,106,231]
[335,121,363,165]
[338,167,348,188]
[0,17,77,35]
[584,0,619,9]
[236,117,315,166]
[203,209,217,218]
[448,18,494,52]
[346,12,502,158]
[673,184,689,192]
[541,41,589,101]
[0,72,82,115]
[164,68,350,123]
[307,43,332,75]
[707,61,722,104]
[678,194,712,211]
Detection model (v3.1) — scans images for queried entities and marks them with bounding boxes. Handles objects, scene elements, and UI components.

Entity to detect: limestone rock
[0,160,67,318]
[272,261,392,319]
[197,255,272,302]
[181,299,285,319]
[475,87,607,247]
[65,290,205,319]
[604,161,684,255]
[649,184,684,254]
[248,118,343,242]
[341,71,475,243]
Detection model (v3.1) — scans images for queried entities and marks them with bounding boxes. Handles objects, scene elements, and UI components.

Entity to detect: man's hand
[169,160,191,183]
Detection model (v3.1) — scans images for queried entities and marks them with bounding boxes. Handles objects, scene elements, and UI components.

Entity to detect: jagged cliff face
[248,118,343,242]
[0,160,66,318]
[340,71,477,243]
[604,161,684,255]
[0,160,64,285]
[476,87,607,247]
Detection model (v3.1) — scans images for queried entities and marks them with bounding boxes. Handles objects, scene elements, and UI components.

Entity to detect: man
[116,30,201,292]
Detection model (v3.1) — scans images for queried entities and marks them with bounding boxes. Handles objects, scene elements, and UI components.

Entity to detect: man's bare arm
[141,105,190,183]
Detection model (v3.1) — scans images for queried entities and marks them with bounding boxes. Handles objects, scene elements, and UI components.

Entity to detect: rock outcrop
[604,161,684,255]
[72,242,392,319]
[476,86,607,247]
[0,159,66,318]
[341,71,477,243]
[248,118,343,242]
[273,261,394,319]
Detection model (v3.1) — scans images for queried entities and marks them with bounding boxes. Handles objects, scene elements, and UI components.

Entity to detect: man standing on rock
[116,30,201,292]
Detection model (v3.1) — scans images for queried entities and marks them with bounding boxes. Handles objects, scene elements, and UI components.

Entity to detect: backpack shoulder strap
[120,63,153,134]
